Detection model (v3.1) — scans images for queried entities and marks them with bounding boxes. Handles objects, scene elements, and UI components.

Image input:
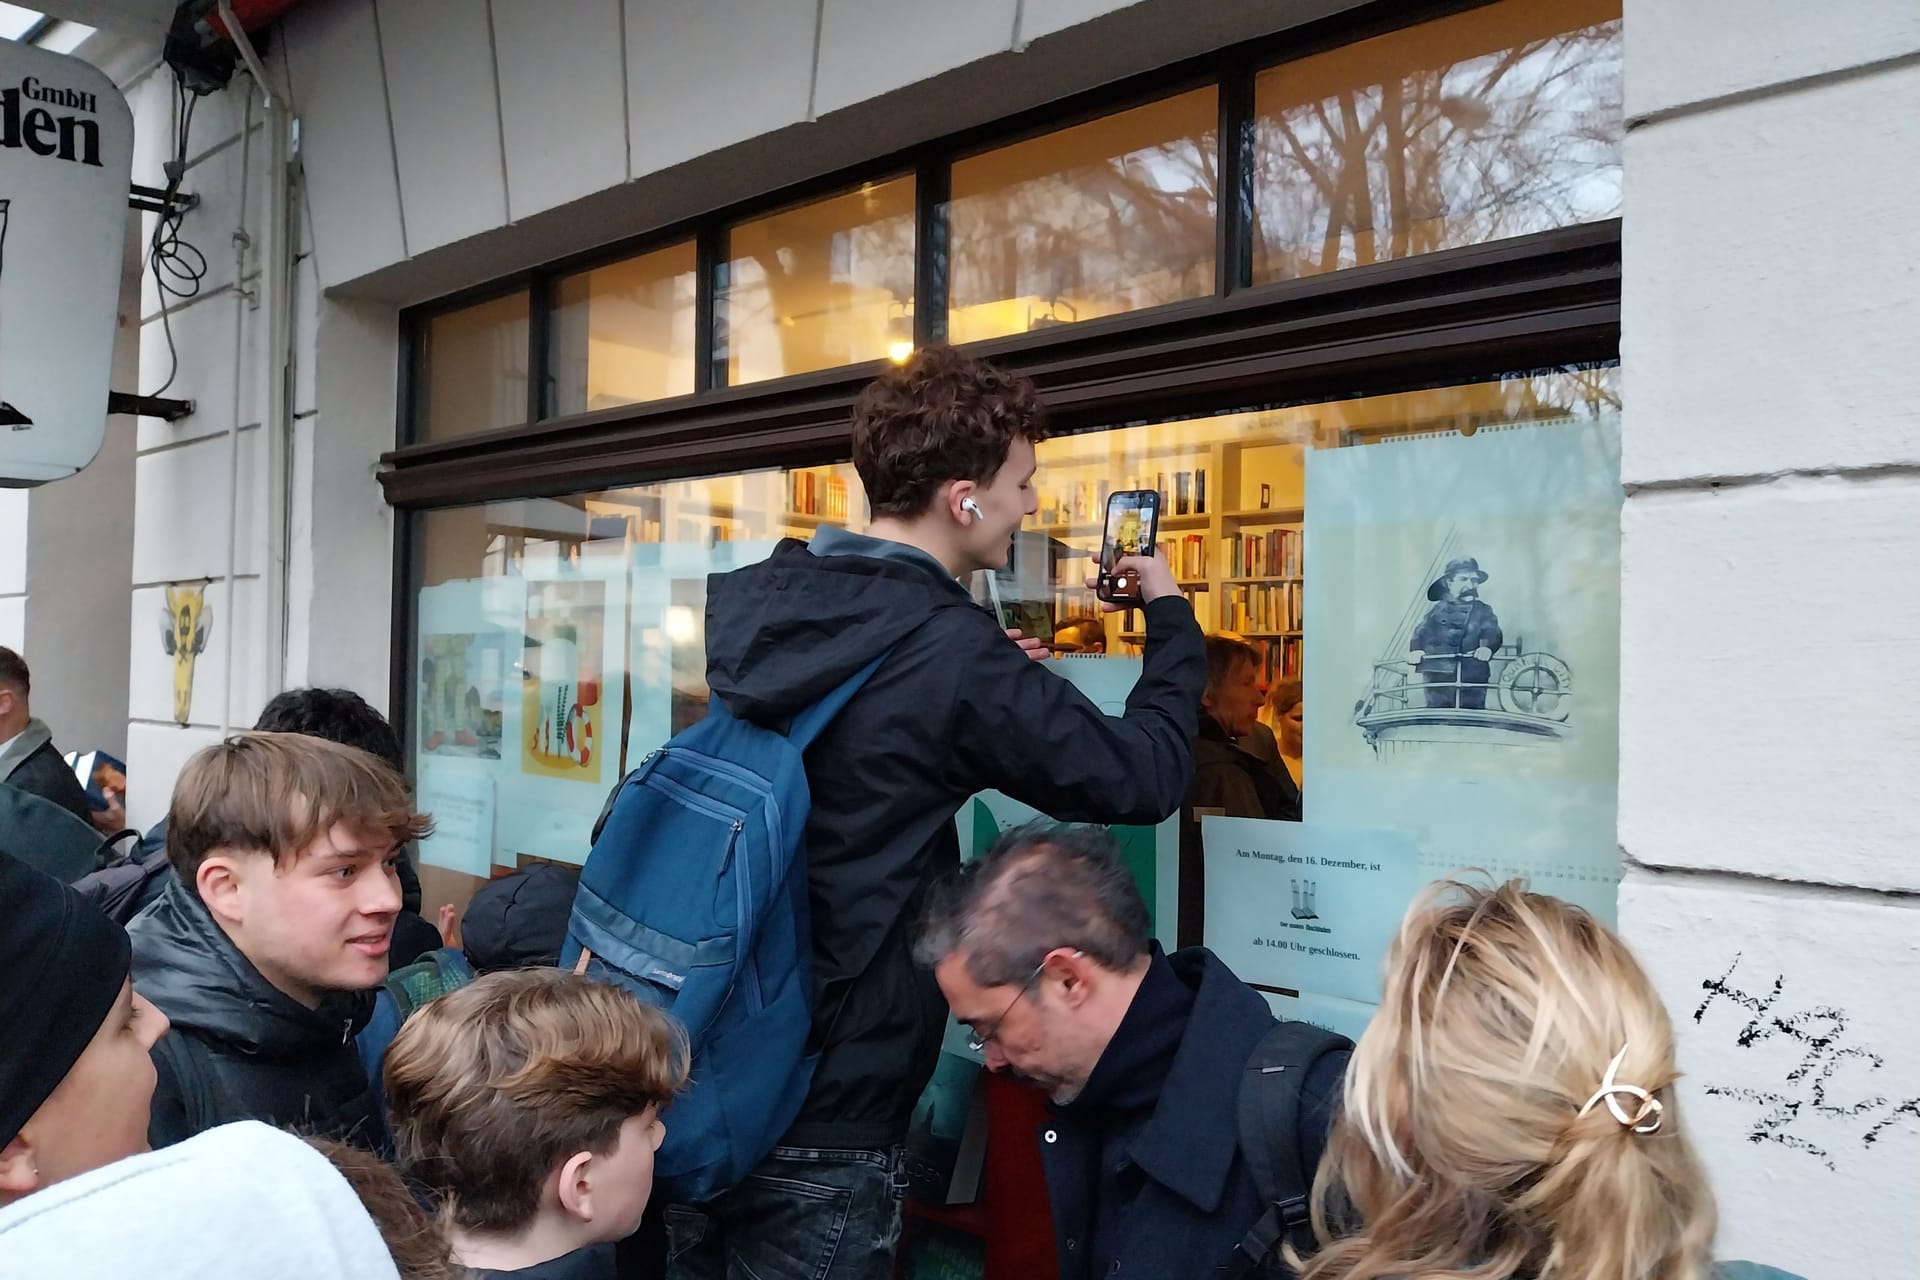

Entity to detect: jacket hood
[705,538,973,723]
[130,878,373,1055]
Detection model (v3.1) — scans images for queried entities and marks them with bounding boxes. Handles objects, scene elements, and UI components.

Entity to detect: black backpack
[1228,1020,1354,1278]
[72,826,175,924]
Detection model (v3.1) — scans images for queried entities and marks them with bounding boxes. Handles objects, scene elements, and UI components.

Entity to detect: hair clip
[1578,1044,1664,1134]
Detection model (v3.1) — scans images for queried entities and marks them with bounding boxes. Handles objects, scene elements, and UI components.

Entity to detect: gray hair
[916,822,1151,988]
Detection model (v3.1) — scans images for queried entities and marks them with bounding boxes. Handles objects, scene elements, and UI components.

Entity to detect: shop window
[417,291,530,442]
[405,369,1620,949]
[946,87,1218,344]
[549,241,698,417]
[1250,0,1622,283]
[718,177,917,385]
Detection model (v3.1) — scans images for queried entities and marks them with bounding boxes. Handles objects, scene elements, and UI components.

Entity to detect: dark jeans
[665,1145,906,1280]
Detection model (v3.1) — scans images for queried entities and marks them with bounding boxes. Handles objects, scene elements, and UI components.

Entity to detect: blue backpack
[561,655,887,1205]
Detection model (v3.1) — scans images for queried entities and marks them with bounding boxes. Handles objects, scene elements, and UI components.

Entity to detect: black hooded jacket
[704,535,1205,1147]
[129,877,383,1150]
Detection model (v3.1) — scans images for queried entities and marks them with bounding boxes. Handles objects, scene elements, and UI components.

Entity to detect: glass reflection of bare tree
[1253,15,1623,280]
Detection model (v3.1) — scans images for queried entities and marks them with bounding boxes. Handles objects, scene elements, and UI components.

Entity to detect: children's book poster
[520,578,611,784]
[496,554,629,867]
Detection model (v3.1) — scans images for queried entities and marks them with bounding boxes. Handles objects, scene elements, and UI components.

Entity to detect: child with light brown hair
[1292,879,1803,1280]
[383,968,687,1280]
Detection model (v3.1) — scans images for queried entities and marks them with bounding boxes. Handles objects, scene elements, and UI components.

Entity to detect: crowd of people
[0,348,1800,1280]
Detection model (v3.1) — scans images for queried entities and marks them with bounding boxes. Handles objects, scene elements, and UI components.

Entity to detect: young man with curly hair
[684,345,1207,1279]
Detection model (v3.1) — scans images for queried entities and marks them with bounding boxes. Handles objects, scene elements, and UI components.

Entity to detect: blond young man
[129,732,431,1149]
[384,968,687,1280]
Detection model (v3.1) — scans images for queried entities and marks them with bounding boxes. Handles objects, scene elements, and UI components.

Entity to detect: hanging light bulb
[886,302,914,363]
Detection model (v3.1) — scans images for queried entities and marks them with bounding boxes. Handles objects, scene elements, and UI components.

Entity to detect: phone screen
[1098,489,1160,603]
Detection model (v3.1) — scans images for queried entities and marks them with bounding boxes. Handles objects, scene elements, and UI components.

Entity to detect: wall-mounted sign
[0,40,132,487]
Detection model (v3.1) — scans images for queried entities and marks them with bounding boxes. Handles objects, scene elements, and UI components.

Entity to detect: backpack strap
[785,651,891,750]
[1229,1020,1354,1278]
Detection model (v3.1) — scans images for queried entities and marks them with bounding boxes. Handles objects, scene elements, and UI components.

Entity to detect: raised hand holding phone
[1095,489,1162,604]
[1085,551,1177,612]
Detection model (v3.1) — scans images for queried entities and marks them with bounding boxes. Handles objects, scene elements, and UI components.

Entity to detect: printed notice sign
[1202,817,1420,1004]
[415,766,495,877]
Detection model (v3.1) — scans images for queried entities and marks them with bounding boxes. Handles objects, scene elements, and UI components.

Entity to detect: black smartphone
[1097,489,1161,604]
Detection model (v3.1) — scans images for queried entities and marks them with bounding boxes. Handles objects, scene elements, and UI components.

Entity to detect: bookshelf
[1028,431,1306,683]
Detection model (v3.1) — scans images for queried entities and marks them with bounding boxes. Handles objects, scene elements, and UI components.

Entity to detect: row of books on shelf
[1225,582,1302,634]
[1159,534,1209,580]
[1226,528,1301,579]
[1037,467,1218,526]
[789,471,851,520]
[1252,635,1302,683]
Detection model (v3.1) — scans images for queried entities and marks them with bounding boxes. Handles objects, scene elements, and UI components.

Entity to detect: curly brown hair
[851,344,1049,518]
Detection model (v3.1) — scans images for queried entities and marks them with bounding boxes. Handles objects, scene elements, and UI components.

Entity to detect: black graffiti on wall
[1694,953,1920,1171]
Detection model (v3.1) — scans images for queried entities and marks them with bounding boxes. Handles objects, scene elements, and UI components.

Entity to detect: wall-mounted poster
[1303,416,1623,921]
[496,555,629,866]
[521,578,611,784]
[414,577,525,873]
[420,633,506,759]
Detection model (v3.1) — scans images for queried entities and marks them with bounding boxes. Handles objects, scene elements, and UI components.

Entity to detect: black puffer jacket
[129,877,384,1150]
[705,535,1205,1148]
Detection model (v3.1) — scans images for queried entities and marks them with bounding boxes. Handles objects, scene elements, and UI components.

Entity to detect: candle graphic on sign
[0,198,31,429]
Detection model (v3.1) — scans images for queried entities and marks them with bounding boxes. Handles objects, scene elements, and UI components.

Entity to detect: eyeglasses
[963,951,1080,1054]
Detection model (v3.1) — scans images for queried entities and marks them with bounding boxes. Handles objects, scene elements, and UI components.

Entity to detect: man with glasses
[920,823,1348,1280]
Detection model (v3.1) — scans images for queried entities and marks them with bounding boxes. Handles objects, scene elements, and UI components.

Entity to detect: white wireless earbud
[961,498,985,524]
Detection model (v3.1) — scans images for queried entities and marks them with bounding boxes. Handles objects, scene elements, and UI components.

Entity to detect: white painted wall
[1619,2,1920,1273]
[121,60,276,829]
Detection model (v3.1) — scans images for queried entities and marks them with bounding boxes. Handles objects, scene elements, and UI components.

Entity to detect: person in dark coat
[923,824,1346,1280]
[133,687,440,968]
[0,646,96,827]
[1408,558,1503,709]
[129,732,432,1152]
[1179,635,1301,945]
[674,345,1206,1280]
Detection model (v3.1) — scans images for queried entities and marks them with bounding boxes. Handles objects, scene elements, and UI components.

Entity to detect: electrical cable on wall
[143,71,211,398]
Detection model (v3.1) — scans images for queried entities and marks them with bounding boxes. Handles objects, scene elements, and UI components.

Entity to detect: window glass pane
[550,241,698,417]
[408,462,870,916]
[1017,367,1623,955]
[1251,0,1622,283]
[418,292,530,441]
[948,88,1218,344]
[719,178,917,384]
[407,368,1621,947]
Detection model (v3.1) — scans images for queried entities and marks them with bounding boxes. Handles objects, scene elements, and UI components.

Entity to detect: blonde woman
[1294,879,1802,1280]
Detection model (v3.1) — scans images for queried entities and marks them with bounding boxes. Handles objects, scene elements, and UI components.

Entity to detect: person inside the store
[690,345,1206,1280]
[1240,678,1304,791]
[921,822,1346,1280]
[1179,635,1301,943]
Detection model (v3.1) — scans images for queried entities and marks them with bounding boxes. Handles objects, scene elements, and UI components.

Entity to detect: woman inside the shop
[1291,878,1802,1280]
